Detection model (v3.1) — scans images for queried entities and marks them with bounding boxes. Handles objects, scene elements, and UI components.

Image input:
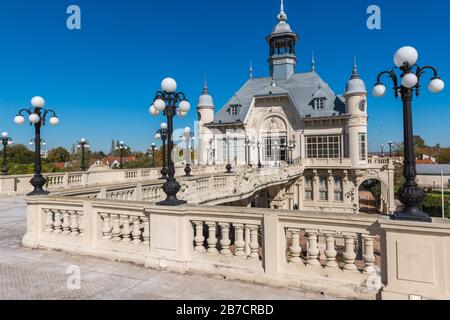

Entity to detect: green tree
[6,144,34,164]
[47,147,71,163]
[413,135,426,148]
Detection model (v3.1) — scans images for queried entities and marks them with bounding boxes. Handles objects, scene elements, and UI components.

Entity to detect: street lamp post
[182,127,194,177]
[388,141,394,157]
[149,78,191,206]
[115,141,127,169]
[225,132,232,173]
[257,141,262,168]
[373,46,445,222]
[150,143,157,168]
[155,123,168,179]
[1,132,13,175]
[380,144,385,158]
[14,96,60,196]
[288,138,296,165]
[77,138,90,171]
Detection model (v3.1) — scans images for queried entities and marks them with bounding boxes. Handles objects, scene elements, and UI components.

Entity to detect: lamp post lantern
[149,77,191,206]
[77,138,90,171]
[388,141,394,157]
[150,143,157,168]
[14,96,59,196]
[1,132,13,175]
[257,141,262,168]
[155,122,168,179]
[115,141,128,169]
[373,46,444,222]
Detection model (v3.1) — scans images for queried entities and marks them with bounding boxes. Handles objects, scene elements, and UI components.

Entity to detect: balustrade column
[62,210,71,235]
[45,209,54,233]
[288,229,302,264]
[206,222,218,254]
[53,210,63,233]
[244,225,251,256]
[121,215,131,242]
[69,211,79,236]
[219,223,232,256]
[101,213,112,240]
[306,231,320,266]
[193,221,206,253]
[142,217,150,245]
[324,232,338,268]
[248,225,259,259]
[111,215,121,241]
[132,217,142,244]
[362,235,376,274]
[233,224,245,256]
[343,234,357,271]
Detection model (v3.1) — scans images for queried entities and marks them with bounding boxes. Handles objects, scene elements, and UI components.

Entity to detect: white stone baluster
[44,209,54,233]
[306,231,320,266]
[288,229,302,264]
[244,225,251,256]
[362,235,376,274]
[62,210,71,235]
[142,217,150,245]
[343,234,357,271]
[131,217,142,244]
[78,212,84,237]
[111,215,121,241]
[248,225,260,259]
[101,213,112,240]
[69,211,79,236]
[233,224,245,257]
[121,215,131,242]
[206,222,218,254]
[53,210,63,233]
[324,232,338,268]
[193,221,206,253]
[219,223,232,256]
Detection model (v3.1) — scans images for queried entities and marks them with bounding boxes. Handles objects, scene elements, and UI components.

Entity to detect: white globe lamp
[49,117,60,126]
[154,99,166,112]
[31,96,45,108]
[372,84,386,97]
[29,114,40,124]
[161,78,177,93]
[428,77,445,93]
[2,132,8,138]
[149,105,158,116]
[179,100,190,113]
[402,73,418,89]
[14,115,25,125]
[394,46,419,67]
[160,122,168,130]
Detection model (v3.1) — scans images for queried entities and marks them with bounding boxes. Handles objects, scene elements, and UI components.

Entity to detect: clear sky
[0,0,449,153]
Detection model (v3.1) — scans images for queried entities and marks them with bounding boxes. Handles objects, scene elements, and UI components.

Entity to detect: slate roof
[210,71,346,125]
[417,164,450,175]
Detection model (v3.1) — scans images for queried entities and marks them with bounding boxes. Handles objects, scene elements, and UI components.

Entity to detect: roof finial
[351,55,360,79]
[277,0,288,21]
[202,75,208,94]
[249,59,253,80]
[311,51,316,72]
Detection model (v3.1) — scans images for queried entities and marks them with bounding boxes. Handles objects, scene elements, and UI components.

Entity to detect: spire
[249,60,253,80]
[277,0,288,21]
[202,76,208,94]
[311,51,316,72]
[351,55,360,79]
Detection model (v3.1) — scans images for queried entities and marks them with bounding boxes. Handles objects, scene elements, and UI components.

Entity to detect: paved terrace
[0,197,334,300]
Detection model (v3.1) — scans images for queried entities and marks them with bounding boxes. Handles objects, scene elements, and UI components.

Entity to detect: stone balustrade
[22,195,450,300]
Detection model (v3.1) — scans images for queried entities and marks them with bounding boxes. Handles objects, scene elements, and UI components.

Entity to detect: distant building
[91,156,136,168]
[416,164,450,189]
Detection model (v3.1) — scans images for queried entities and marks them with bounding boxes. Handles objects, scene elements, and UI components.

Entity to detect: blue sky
[0,0,449,153]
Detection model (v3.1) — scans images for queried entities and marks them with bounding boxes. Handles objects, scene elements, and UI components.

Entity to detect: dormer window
[314,98,325,109]
[229,104,240,115]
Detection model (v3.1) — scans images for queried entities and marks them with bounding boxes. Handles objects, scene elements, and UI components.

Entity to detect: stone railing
[22,195,450,300]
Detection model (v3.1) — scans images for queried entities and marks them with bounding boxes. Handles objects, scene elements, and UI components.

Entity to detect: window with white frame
[305,176,313,200]
[319,175,328,201]
[230,105,239,115]
[314,98,325,109]
[359,133,367,161]
[306,135,341,159]
[334,176,343,201]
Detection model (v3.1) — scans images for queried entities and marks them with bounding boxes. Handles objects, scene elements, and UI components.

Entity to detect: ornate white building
[196,1,395,214]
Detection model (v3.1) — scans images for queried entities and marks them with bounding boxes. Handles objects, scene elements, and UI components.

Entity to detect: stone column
[288,229,302,264]
[206,222,218,254]
[193,221,206,253]
[362,235,376,274]
[233,224,245,256]
[219,223,232,256]
[324,232,338,268]
[132,217,142,244]
[343,234,357,271]
[111,215,121,241]
[101,213,112,240]
[248,225,259,259]
[121,215,131,242]
[306,230,320,266]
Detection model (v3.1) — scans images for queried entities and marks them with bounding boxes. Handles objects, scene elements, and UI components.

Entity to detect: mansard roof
[210,71,346,125]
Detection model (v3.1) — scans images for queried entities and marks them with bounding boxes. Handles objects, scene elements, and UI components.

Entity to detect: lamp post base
[226,164,232,174]
[393,185,432,222]
[184,164,192,177]
[157,198,187,206]
[157,178,186,206]
[28,175,49,196]
[392,210,432,223]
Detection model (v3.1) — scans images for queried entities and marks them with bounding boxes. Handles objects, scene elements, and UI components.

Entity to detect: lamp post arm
[376,70,400,97]
[17,108,32,116]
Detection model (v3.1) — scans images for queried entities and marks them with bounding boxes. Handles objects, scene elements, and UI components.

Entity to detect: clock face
[358,100,366,112]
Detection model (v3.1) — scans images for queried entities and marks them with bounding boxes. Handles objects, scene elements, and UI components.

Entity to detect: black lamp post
[150,143,157,168]
[149,77,191,206]
[380,144,385,158]
[225,132,232,173]
[1,132,13,175]
[388,141,394,157]
[155,123,168,179]
[14,96,59,196]
[115,141,128,169]
[257,141,263,168]
[373,46,445,222]
[77,138,90,171]
[182,127,194,177]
